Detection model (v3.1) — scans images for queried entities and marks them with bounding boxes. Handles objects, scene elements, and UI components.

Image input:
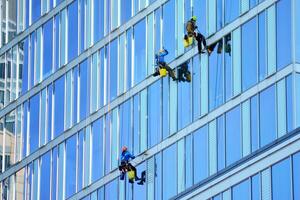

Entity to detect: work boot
[184,34,188,40]
[120,172,125,180]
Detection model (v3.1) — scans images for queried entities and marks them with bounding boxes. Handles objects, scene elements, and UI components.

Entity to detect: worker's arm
[128,153,136,160]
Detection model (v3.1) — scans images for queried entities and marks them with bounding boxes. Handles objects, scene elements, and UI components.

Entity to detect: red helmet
[122,146,128,152]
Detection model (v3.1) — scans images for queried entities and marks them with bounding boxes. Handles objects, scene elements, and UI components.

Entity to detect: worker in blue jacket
[153,48,177,81]
[119,146,145,185]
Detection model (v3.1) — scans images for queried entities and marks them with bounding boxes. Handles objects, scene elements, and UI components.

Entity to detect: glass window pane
[29,94,39,153]
[225,0,239,24]
[31,0,41,24]
[60,9,67,66]
[91,53,98,113]
[258,11,267,81]
[108,39,118,102]
[40,89,47,145]
[105,113,111,174]
[286,75,293,132]
[293,152,300,200]
[217,116,225,171]
[233,28,241,96]
[162,0,175,62]
[134,19,146,85]
[65,71,72,129]
[40,152,51,200]
[193,126,208,183]
[4,110,16,169]
[54,76,65,137]
[178,70,192,129]
[121,0,132,24]
[111,109,118,170]
[260,85,276,147]
[126,29,132,90]
[272,158,292,200]
[232,179,250,200]
[79,59,89,120]
[251,95,259,152]
[296,0,300,63]
[208,0,216,35]
[267,5,276,75]
[193,56,201,120]
[19,39,29,95]
[66,135,76,198]
[148,81,162,147]
[276,0,292,70]
[163,144,177,200]
[68,1,78,62]
[78,130,84,191]
[185,135,193,188]
[133,162,147,199]
[277,79,287,137]
[52,147,58,200]
[92,118,104,182]
[226,106,241,166]
[140,89,147,152]
[94,0,104,42]
[162,78,169,139]
[57,143,65,200]
[209,40,224,110]
[15,168,25,200]
[105,179,118,200]
[120,100,132,151]
[242,100,251,157]
[43,20,53,78]
[251,174,260,200]
[242,17,258,91]
[84,126,91,187]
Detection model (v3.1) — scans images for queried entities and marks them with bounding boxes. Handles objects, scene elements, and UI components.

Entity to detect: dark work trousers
[177,62,191,82]
[195,33,207,54]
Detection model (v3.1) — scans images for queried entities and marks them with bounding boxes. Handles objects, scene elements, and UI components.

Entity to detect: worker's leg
[137,171,146,185]
[152,67,160,77]
[177,67,184,82]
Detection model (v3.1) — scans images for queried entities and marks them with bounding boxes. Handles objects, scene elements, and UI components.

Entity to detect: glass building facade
[0,0,300,199]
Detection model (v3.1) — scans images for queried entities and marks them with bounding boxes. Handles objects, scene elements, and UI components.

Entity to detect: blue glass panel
[162,0,175,62]
[272,158,292,200]
[293,152,300,200]
[225,34,233,100]
[225,0,239,24]
[106,0,111,33]
[213,194,222,200]
[22,102,28,157]
[54,15,59,71]
[54,76,65,137]
[193,126,208,183]
[92,118,104,182]
[99,49,105,107]
[79,60,88,120]
[154,9,161,53]
[277,0,292,70]
[32,0,41,24]
[78,131,84,191]
[250,95,259,152]
[260,85,276,147]
[242,17,257,91]
[193,0,207,35]
[226,106,241,166]
[134,19,146,85]
[163,144,177,200]
[155,153,162,200]
[94,0,104,42]
[296,0,300,63]
[29,94,39,153]
[133,95,140,154]
[162,78,169,139]
[185,135,193,188]
[40,152,51,200]
[121,0,132,24]
[250,0,258,8]
[148,81,162,147]
[80,0,85,53]
[209,41,224,111]
[133,163,147,199]
[20,39,29,94]
[73,67,78,124]
[52,148,58,200]
[68,1,78,62]
[217,0,223,31]
[193,56,201,120]
[66,135,76,198]
[105,179,118,200]
[56,0,64,6]
[286,75,293,132]
[252,174,260,200]
[47,85,52,142]
[126,29,132,90]
[108,40,118,101]
[105,113,111,174]
[217,116,225,171]
[178,72,191,130]
[43,20,53,78]
[30,32,35,88]
[120,100,132,150]
[232,179,250,200]
[258,11,267,81]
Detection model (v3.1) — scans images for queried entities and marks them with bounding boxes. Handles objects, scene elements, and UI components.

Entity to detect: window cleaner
[118,146,146,185]
[177,61,192,82]
[184,16,208,54]
[153,48,177,81]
